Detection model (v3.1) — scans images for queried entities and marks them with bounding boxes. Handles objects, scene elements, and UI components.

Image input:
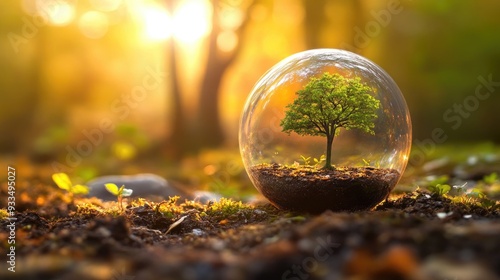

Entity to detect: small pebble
[436,212,453,219]
[193,191,222,203]
[467,156,478,165]
[94,227,111,238]
[191,229,204,236]
[253,209,266,215]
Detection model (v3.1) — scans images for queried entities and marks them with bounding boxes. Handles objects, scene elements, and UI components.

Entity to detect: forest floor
[1,144,500,280]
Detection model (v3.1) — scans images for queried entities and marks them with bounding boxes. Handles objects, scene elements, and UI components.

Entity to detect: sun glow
[138,0,212,43]
[141,4,172,40]
[172,0,212,43]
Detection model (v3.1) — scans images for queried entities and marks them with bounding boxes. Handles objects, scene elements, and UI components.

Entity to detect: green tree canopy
[281,73,380,169]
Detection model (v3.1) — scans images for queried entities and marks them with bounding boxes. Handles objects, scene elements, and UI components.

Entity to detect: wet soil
[250,163,401,213]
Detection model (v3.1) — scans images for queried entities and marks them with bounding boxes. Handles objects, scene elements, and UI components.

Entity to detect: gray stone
[192,191,222,203]
[86,174,187,201]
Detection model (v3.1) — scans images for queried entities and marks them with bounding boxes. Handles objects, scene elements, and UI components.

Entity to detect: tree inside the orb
[281,73,380,170]
[250,72,400,213]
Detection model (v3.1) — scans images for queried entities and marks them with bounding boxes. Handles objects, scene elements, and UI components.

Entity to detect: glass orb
[239,49,412,213]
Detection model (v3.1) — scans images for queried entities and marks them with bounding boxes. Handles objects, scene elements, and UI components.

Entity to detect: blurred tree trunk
[303,0,365,52]
[303,0,328,49]
[168,34,186,154]
[18,31,44,156]
[194,0,255,150]
[165,0,255,155]
[347,0,366,54]
[165,0,186,157]
[195,0,230,149]
[0,8,40,155]
[167,37,186,157]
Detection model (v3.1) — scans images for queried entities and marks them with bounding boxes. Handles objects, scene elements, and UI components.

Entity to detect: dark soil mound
[250,163,400,213]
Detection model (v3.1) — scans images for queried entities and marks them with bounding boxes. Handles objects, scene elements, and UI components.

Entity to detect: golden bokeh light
[79,11,109,39]
[23,0,213,44]
[217,31,238,52]
[219,7,243,30]
[89,0,122,12]
[36,0,76,26]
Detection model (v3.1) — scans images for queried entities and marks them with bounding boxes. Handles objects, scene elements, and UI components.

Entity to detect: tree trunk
[303,0,365,53]
[22,28,44,158]
[324,134,334,170]
[196,6,227,148]
[167,37,186,154]
[348,0,365,53]
[303,0,327,48]
[165,0,186,158]
[194,0,255,150]
[197,56,226,148]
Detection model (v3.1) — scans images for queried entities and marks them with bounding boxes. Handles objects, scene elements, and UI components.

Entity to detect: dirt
[1,173,500,280]
[250,163,401,213]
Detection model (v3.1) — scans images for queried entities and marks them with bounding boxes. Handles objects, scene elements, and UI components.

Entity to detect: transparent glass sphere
[239,49,412,213]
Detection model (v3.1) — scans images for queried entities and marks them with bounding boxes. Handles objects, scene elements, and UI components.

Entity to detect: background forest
[1,0,499,182]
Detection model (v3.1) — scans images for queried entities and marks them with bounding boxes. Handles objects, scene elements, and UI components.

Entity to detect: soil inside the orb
[250,163,401,213]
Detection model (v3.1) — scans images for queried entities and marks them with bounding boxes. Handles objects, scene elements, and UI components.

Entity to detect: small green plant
[313,154,326,167]
[300,155,311,166]
[297,154,326,168]
[483,172,498,185]
[452,182,467,196]
[427,184,451,196]
[52,173,89,203]
[468,187,487,199]
[105,183,133,211]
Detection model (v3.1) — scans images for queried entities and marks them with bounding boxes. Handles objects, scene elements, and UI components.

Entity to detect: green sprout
[105,183,133,211]
[297,154,326,169]
[427,184,451,196]
[52,173,89,203]
[313,154,326,167]
[300,155,311,166]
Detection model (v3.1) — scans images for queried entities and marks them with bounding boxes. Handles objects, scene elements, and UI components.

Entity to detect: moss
[450,195,499,211]
[67,194,263,228]
[154,196,188,219]
[0,209,9,220]
[204,198,253,221]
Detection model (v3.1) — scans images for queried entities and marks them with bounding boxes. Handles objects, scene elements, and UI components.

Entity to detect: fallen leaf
[166,215,188,234]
